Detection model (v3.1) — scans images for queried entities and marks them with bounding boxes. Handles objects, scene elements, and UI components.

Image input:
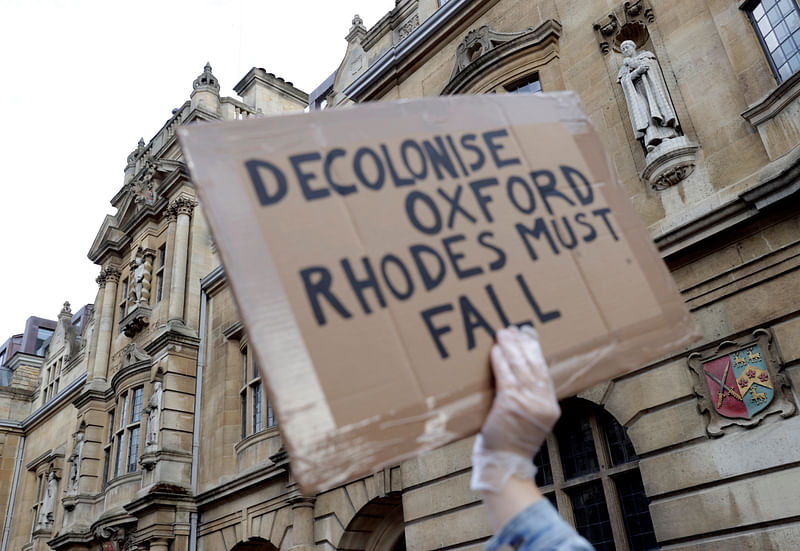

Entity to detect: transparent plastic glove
[471,325,561,493]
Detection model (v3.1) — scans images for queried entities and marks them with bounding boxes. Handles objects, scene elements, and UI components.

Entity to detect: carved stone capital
[169,196,197,218]
[96,272,107,288]
[103,266,122,284]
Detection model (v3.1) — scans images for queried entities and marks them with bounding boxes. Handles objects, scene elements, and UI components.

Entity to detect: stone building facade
[2,0,800,549]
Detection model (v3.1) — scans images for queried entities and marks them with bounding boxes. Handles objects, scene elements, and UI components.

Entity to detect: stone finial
[61,301,72,316]
[347,14,367,43]
[193,62,220,93]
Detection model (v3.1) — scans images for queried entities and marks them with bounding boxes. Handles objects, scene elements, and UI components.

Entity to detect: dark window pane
[114,433,125,477]
[555,410,598,479]
[131,387,144,422]
[787,11,800,32]
[253,383,262,433]
[241,392,247,439]
[569,481,615,551]
[776,20,790,41]
[102,449,110,489]
[545,492,558,511]
[34,327,54,356]
[768,4,784,25]
[616,470,659,550]
[602,411,638,466]
[534,442,553,487]
[108,412,115,442]
[507,74,542,94]
[127,427,140,473]
[267,398,276,428]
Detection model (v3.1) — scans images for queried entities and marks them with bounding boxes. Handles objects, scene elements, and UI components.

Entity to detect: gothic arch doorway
[339,493,406,551]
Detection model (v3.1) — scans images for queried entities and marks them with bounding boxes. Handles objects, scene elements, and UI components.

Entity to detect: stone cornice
[741,69,800,127]
[343,0,503,102]
[144,324,200,358]
[194,463,288,507]
[233,68,308,105]
[200,264,225,295]
[656,143,800,259]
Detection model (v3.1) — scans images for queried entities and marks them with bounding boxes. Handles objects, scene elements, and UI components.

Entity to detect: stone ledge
[741,69,800,128]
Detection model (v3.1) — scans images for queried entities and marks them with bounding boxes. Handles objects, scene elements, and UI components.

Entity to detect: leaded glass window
[746,0,800,82]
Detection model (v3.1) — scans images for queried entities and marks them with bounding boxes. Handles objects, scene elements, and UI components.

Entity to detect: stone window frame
[111,385,145,479]
[28,471,46,540]
[155,244,166,303]
[533,399,657,551]
[42,357,63,404]
[102,409,115,489]
[240,344,277,441]
[118,277,130,333]
[742,0,800,83]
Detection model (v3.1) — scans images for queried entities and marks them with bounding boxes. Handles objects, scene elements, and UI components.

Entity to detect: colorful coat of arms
[701,345,773,419]
[688,329,795,436]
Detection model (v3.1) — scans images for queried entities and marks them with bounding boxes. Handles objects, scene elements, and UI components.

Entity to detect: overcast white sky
[0,0,393,340]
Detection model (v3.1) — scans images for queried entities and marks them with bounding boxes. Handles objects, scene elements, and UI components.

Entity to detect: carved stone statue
[132,254,146,304]
[617,40,679,152]
[67,431,85,495]
[37,471,58,530]
[145,381,163,447]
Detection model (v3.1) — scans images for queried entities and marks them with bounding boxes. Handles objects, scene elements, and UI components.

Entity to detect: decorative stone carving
[103,266,121,284]
[346,14,367,43]
[193,62,220,93]
[96,271,107,288]
[128,247,156,306]
[615,40,700,190]
[120,342,151,369]
[593,0,654,55]
[145,381,163,449]
[688,329,796,437]
[397,13,419,41]
[37,470,59,531]
[450,25,534,81]
[94,524,139,551]
[169,195,196,218]
[66,427,85,496]
[128,161,157,210]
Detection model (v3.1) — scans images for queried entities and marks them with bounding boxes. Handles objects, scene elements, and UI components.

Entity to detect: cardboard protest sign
[178,93,700,493]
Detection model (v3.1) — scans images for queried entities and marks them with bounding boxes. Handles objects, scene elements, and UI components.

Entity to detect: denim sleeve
[486,499,594,551]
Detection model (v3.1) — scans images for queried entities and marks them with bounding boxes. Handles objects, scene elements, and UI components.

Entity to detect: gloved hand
[471,325,561,493]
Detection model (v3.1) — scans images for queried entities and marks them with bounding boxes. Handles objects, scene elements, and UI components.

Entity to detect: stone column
[167,197,195,323]
[92,266,120,382]
[290,497,316,550]
[148,539,170,551]
[87,272,106,380]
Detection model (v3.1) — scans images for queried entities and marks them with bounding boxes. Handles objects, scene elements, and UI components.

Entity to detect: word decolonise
[244,128,621,358]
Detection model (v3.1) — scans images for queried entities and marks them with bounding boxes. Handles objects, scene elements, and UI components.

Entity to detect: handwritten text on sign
[243,128,618,358]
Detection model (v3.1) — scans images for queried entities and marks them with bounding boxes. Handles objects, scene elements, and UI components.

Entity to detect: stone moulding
[442,19,562,95]
[741,68,800,127]
[641,136,701,190]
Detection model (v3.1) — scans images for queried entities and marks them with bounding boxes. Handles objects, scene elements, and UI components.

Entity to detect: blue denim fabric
[486,499,594,551]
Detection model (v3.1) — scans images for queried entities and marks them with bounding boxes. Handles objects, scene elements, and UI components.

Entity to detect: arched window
[533,399,658,551]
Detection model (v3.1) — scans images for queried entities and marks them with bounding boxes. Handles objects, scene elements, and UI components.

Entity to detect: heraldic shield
[702,344,774,419]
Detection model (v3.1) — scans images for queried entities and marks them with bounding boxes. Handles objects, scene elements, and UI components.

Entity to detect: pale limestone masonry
[2,1,800,550]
